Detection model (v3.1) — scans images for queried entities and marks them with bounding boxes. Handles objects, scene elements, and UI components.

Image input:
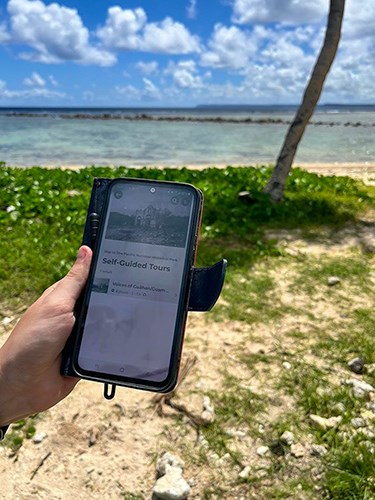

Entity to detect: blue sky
[0,0,373,106]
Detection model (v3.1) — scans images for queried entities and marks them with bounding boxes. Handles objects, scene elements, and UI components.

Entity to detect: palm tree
[264,0,346,202]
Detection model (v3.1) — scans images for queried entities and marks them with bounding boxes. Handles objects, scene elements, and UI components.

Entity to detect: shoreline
[295,162,375,182]
[4,161,375,181]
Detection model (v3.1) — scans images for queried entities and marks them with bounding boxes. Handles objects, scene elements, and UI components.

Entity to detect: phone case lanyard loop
[103,383,116,400]
[0,425,9,440]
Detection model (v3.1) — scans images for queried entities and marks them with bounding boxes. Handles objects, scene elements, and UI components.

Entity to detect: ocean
[0,105,374,167]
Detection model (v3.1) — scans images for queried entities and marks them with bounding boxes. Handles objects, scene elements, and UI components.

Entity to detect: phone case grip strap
[188,259,227,312]
[82,178,112,247]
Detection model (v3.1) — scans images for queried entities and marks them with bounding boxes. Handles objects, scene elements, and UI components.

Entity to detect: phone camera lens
[150,187,156,193]
[114,190,123,199]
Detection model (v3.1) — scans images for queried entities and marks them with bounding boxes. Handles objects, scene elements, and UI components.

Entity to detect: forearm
[0,342,40,426]
[0,348,11,426]
[0,246,91,428]
[0,343,77,427]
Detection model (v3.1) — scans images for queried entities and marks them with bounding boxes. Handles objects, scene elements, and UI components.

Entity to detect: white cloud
[242,64,306,100]
[303,0,375,103]
[96,6,147,50]
[23,71,45,87]
[196,21,327,103]
[186,0,197,20]
[342,0,375,40]
[166,60,210,89]
[200,24,258,69]
[239,26,321,100]
[115,84,140,98]
[142,77,160,98]
[187,67,310,104]
[0,80,66,100]
[115,78,161,102]
[323,34,375,103]
[136,60,159,75]
[199,18,330,101]
[261,37,313,68]
[142,17,201,54]
[232,0,329,25]
[196,0,375,106]
[97,7,201,54]
[7,0,116,66]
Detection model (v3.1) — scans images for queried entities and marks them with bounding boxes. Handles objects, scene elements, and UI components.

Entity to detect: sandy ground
[13,161,375,174]
[6,162,375,185]
[0,314,254,499]
[296,162,375,184]
[0,165,374,499]
[26,162,375,186]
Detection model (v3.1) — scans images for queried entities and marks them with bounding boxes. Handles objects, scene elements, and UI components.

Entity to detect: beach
[292,162,375,183]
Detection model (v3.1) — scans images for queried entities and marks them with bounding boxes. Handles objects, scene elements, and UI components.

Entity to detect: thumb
[53,246,93,306]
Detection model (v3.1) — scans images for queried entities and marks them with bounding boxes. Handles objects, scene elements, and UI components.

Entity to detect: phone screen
[76,180,199,386]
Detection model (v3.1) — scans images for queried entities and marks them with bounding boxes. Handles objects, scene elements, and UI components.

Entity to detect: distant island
[196,103,375,111]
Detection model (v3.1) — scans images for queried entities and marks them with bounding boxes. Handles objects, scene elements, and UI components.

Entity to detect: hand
[0,245,92,426]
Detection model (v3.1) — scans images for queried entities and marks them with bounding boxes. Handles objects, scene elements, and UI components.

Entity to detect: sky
[0,0,373,107]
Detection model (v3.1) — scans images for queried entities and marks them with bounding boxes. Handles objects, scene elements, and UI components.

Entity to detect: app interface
[78,181,195,382]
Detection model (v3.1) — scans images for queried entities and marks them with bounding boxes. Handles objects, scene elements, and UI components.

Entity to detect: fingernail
[77,246,87,260]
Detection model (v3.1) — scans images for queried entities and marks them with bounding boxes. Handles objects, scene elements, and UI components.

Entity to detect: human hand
[0,245,92,426]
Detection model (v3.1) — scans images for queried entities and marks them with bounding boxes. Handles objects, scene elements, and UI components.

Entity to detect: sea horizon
[1,103,375,108]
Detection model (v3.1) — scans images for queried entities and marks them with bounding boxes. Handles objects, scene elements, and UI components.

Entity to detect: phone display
[72,178,202,391]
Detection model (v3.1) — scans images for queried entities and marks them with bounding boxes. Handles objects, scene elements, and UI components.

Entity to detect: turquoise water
[0,107,374,166]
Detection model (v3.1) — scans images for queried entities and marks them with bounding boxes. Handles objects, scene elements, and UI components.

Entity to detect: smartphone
[72,178,203,393]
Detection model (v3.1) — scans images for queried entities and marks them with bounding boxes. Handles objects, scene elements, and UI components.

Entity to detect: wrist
[0,380,14,427]
[0,384,26,427]
[0,349,25,426]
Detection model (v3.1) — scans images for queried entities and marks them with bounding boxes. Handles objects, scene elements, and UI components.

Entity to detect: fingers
[51,246,93,306]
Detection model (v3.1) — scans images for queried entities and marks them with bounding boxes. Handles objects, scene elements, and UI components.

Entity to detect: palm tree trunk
[264,0,345,202]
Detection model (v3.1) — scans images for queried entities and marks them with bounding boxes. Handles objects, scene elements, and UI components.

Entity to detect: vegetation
[0,164,374,498]
[1,415,38,454]
[0,164,372,307]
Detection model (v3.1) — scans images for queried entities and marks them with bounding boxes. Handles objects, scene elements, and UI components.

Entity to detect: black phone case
[61,178,226,398]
